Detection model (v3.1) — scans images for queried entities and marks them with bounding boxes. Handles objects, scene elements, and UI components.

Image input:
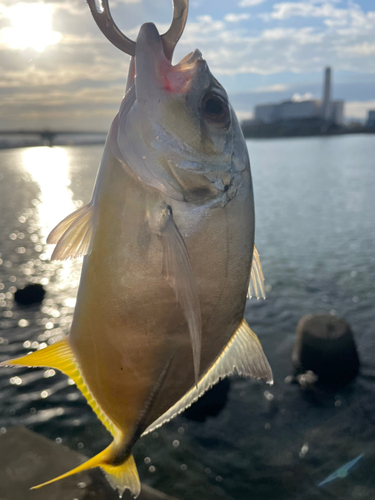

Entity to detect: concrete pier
[292,314,360,388]
[0,427,179,500]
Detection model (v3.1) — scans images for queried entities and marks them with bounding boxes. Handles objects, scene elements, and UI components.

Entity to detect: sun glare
[1,3,61,52]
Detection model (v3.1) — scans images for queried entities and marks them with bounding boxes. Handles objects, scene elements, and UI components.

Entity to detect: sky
[0,0,374,131]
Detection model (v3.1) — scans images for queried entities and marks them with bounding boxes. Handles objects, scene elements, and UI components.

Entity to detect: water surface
[0,135,374,499]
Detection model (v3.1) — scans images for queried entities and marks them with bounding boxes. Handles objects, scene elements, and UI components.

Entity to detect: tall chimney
[321,67,332,121]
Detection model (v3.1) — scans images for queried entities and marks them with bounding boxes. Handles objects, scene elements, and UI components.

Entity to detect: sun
[1,3,61,52]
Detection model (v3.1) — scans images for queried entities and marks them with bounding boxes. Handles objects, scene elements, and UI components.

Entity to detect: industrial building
[254,67,344,125]
[366,110,375,127]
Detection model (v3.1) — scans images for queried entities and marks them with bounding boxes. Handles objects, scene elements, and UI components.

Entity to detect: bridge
[0,130,106,146]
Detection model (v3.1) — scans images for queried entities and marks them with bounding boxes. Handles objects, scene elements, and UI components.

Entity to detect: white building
[254,67,344,125]
[331,100,344,126]
[255,99,321,122]
[278,100,321,120]
[254,104,278,123]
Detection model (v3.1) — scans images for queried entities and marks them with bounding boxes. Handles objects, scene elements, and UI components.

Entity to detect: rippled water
[0,136,375,499]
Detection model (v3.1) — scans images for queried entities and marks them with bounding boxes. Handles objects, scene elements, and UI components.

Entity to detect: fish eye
[202,92,230,129]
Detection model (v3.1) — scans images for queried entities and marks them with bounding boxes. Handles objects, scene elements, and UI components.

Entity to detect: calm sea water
[0,135,375,499]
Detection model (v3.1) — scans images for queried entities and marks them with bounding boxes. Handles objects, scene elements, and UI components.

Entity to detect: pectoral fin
[143,319,273,435]
[47,203,95,260]
[248,245,266,300]
[159,206,202,385]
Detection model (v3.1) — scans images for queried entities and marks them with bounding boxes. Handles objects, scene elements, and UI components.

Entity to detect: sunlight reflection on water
[22,147,75,238]
[21,147,83,293]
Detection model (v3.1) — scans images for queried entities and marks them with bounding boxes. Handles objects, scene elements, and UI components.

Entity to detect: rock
[14,285,46,306]
[183,378,230,422]
[292,314,360,388]
[0,427,179,500]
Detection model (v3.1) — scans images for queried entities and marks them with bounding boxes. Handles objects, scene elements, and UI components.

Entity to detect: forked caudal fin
[0,341,140,497]
[31,444,140,499]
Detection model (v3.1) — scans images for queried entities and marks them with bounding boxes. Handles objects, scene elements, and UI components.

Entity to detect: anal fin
[143,319,273,435]
[0,338,119,439]
[47,203,95,260]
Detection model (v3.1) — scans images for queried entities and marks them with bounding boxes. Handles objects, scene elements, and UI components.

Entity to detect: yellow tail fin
[31,443,141,498]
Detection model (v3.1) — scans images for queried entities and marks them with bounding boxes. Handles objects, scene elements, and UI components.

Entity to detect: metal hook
[86,0,189,61]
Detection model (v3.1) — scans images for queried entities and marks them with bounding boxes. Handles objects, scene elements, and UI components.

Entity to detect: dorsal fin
[248,245,266,300]
[0,338,120,439]
[142,319,272,435]
[47,203,95,260]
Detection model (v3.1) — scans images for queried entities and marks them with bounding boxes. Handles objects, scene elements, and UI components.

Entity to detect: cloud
[291,92,313,101]
[343,42,375,56]
[239,0,267,7]
[261,27,323,44]
[250,84,289,93]
[184,15,224,37]
[0,82,126,131]
[1,0,375,131]
[345,100,375,119]
[270,2,349,21]
[176,25,326,76]
[0,43,129,88]
[172,2,375,77]
[224,13,250,23]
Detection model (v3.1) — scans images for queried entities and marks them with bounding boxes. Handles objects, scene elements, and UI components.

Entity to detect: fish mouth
[135,23,203,96]
[163,50,204,94]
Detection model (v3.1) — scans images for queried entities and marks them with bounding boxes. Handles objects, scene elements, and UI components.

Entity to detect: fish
[0,0,272,497]
[317,454,364,487]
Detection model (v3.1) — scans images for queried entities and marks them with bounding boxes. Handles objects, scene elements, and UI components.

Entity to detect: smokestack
[321,67,332,121]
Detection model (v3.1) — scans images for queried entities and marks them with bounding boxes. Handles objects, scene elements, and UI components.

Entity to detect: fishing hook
[86,0,189,61]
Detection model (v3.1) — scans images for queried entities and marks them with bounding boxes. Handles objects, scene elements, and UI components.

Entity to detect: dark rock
[14,285,46,306]
[292,314,360,388]
[183,378,230,422]
[0,427,179,500]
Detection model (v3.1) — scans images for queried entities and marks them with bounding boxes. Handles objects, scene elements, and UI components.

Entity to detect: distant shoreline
[0,126,374,151]
[241,120,375,139]
[0,136,106,151]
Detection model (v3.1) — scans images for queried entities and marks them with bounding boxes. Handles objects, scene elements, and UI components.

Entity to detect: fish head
[116,22,250,203]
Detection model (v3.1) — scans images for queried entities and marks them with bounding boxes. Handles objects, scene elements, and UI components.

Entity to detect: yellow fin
[143,319,273,435]
[102,454,140,499]
[47,203,95,260]
[0,338,119,439]
[248,245,266,300]
[31,443,141,499]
